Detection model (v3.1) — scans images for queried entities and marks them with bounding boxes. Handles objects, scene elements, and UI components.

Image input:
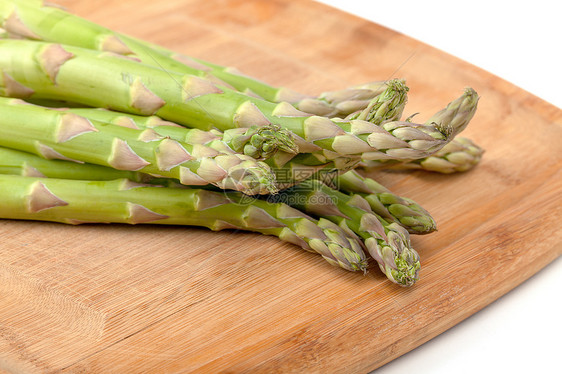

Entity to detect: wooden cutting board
[1,0,561,372]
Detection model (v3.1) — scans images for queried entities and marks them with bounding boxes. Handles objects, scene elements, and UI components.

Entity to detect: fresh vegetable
[0,145,146,181]
[336,169,437,235]
[383,137,484,174]
[0,97,277,195]
[0,173,369,272]
[0,0,390,118]
[0,39,471,167]
[361,87,479,166]
[32,104,299,161]
[0,0,486,286]
[272,179,420,286]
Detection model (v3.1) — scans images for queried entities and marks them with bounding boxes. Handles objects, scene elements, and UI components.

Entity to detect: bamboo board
[1,0,561,373]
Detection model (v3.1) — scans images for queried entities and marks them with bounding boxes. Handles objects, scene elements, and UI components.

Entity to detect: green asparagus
[299,81,390,118]
[0,97,277,195]
[336,169,436,234]
[0,0,486,286]
[35,105,299,160]
[267,79,409,187]
[385,137,484,173]
[361,87,479,165]
[0,39,463,165]
[64,106,359,189]
[0,145,369,271]
[0,0,388,118]
[271,179,420,286]
[0,145,147,181]
[0,173,368,272]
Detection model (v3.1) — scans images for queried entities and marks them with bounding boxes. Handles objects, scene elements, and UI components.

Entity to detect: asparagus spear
[63,106,354,189]
[0,97,277,195]
[271,92,475,188]
[31,86,392,189]
[268,79,410,187]
[0,144,369,271]
[385,137,484,174]
[270,85,478,190]
[0,174,368,272]
[35,105,299,161]
[271,179,420,286]
[270,152,359,190]
[0,145,147,181]
[362,87,480,166]
[67,77,406,175]
[335,169,437,235]
[0,39,458,163]
[297,81,390,118]
[0,0,387,118]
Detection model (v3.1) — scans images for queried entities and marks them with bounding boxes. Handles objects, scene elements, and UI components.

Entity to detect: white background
[314,1,561,373]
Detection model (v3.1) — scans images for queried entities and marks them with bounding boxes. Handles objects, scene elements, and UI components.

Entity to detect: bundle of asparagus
[0,0,483,286]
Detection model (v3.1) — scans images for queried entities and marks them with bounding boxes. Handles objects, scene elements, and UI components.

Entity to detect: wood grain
[1,0,561,373]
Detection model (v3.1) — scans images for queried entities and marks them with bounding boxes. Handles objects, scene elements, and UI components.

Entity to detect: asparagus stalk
[271,86,478,190]
[270,96,470,188]
[271,179,420,286]
[62,78,404,173]
[268,79,409,187]
[296,81,390,118]
[0,145,147,181]
[335,169,437,235]
[386,137,484,173]
[361,87,479,165]
[0,0,386,118]
[38,105,299,161]
[38,102,377,190]
[0,145,369,271]
[0,173,368,272]
[270,152,360,190]
[0,39,458,164]
[0,97,277,195]
[66,106,351,189]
